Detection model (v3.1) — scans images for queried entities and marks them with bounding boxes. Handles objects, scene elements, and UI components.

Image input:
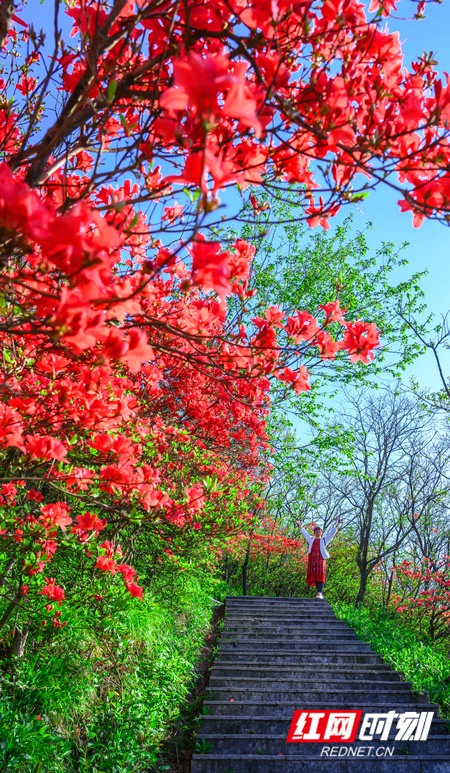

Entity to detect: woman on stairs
[295,518,342,599]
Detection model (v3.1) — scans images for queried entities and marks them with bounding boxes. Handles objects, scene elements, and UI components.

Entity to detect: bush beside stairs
[190,596,450,772]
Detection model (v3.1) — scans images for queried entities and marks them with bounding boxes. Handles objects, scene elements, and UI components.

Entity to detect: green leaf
[119,114,129,135]
[128,213,139,229]
[107,79,118,101]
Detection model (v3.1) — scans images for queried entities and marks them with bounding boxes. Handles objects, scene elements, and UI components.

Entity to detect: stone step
[219,641,372,651]
[203,701,437,717]
[215,653,385,664]
[222,618,355,633]
[223,618,340,625]
[224,621,341,628]
[225,596,332,604]
[224,612,338,619]
[225,606,335,613]
[223,625,358,633]
[225,604,335,611]
[224,613,338,619]
[191,755,450,772]
[224,609,336,617]
[208,689,427,704]
[197,716,448,736]
[223,621,352,627]
[211,667,402,681]
[190,597,447,772]
[195,735,450,756]
[226,608,336,612]
[209,678,412,691]
[225,608,335,612]
[222,633,362,642]
[225,604,336,610]
[223,626,347,633]
[224,618,351,625]
[225,597,333,603]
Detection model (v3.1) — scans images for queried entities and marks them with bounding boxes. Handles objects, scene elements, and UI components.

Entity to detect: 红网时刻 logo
[286,710,434,743]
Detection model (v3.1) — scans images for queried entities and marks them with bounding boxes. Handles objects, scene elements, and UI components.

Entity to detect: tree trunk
[0,1,15,52]
[242,546,250,597]
[0,556,16,592]
[355,503,373,608]
[355,568,369,608]
[10,626,29,657]
[384,570,394,610]
[0,591,20,631]
[261,554,271,595]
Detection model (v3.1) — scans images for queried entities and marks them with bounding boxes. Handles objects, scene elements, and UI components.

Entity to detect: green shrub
[0,570,228,772]
[333,602,450,716]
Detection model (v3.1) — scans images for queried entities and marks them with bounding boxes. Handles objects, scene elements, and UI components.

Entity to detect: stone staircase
[190,596,450,772]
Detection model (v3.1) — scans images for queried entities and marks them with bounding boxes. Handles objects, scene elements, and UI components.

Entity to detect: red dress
[306,537,326,586]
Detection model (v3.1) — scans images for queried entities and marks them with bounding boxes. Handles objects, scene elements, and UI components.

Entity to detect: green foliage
[223,530,368,602]
[0,570,228,772]
[226,196,428,417]
[226,550,310,598]
[333,602,450,716]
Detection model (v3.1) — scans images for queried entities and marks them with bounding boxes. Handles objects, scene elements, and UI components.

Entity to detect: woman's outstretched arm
[324,518,342,545]
[295,520,312,544]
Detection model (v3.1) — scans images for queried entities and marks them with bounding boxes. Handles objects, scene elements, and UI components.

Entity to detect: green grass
[0,571,228,772]
[333,602,450,717]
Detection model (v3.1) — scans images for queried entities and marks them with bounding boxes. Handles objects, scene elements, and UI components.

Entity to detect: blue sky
[23,0,450,393]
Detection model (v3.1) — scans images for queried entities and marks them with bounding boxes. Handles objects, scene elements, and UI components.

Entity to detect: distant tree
[308,387,450,607]
[222,203,427,424]
[398,307,450,416]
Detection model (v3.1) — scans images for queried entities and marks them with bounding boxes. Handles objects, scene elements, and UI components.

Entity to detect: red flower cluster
[0,0,445,637]
[389,556,450,638]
